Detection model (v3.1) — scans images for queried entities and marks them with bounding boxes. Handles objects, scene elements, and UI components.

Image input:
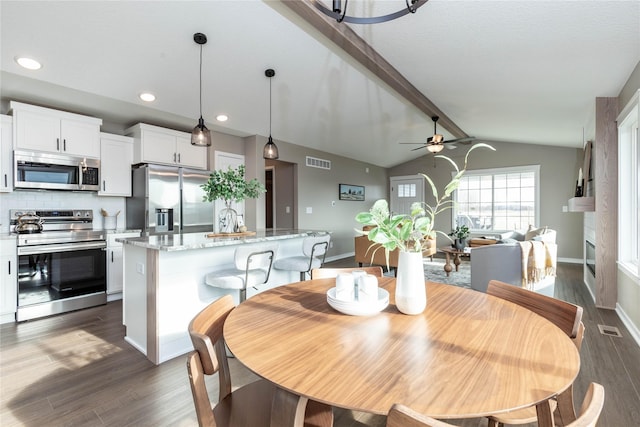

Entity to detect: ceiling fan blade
[411,146,426,151]
[445,136,476,144]
[399,142,428,145]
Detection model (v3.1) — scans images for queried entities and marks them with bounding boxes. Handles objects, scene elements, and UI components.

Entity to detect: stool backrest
[303,235,330,257]
[235,244,277,286]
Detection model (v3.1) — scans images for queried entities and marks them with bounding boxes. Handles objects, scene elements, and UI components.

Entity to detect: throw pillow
[525,225,548,241]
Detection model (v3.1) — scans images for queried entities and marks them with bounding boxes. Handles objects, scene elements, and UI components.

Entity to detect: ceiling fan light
[191,116,212,146]
[427,143,444,154]
[432,134,444,143]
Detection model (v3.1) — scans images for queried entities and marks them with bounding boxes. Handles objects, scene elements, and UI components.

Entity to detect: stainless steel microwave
[14,150,100,191]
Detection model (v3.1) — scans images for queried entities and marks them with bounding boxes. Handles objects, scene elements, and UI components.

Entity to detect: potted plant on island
[449,223,470,250]
[355,143,494,314]
[201,165,266,233]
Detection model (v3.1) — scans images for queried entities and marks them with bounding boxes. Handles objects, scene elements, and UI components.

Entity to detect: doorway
[264,159,296,230]
[390,175,425,215]
[265,167,274,228]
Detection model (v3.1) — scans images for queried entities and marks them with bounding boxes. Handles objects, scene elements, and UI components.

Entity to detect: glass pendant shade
[192,116,212,146]
[263,135,279,159]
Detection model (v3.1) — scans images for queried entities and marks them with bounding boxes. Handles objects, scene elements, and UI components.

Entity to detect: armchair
[354,226,435,272]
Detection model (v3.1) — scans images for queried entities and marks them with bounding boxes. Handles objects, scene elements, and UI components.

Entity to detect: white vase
[395,251,427,315]
[218,202,238,233]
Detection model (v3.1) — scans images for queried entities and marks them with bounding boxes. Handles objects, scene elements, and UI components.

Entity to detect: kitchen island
[118,229,330,364]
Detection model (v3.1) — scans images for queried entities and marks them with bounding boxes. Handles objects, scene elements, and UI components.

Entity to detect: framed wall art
[339,183,365,201]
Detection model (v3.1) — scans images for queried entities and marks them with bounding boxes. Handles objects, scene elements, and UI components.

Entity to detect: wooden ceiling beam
[278,0,468,139]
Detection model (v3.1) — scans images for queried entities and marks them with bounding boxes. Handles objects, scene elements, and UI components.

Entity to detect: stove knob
[85,211,91,217]
[75,211,81,217]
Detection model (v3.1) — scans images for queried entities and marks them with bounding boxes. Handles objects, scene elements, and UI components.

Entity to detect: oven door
[17,241,107,318]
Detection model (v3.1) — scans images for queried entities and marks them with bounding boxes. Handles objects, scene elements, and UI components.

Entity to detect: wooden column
[594,97,618,309]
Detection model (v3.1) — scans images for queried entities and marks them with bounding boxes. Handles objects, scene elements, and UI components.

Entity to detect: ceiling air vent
[306,156,331,170]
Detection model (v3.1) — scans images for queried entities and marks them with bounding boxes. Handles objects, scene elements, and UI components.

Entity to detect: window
[453,165,540,232]
[618,90,639,278]
[397,183,416,198]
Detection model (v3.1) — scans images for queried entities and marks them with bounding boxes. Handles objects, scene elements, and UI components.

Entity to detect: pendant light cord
[269,76,272,135]
[199,44,203,119]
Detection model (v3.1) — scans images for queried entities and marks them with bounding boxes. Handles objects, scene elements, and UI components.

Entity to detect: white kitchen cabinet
[10,101,102,158]
[0,115,13,192]
[126,123,207,170]
[0,238,17,324]
[99,133,133,196]
[107,231,140,298]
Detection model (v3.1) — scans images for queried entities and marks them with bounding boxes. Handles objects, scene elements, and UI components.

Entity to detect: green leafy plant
[201,165,265,205]
[355,143,494,256]
[449,223,470,240]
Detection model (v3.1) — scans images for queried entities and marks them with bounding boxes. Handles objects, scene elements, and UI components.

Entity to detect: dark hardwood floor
[1,260,638,426]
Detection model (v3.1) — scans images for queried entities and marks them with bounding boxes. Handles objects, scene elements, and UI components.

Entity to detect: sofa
[354,227,436,272]
[470,227,557,297]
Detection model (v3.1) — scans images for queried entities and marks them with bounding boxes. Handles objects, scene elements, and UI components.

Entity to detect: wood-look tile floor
[1,261,638,426]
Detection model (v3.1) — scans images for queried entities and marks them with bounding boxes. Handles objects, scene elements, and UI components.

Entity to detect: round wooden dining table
[223,277,580,427]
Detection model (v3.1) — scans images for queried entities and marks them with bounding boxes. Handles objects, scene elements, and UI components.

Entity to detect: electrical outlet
[331,201,336,207]
[329,241,334,248]
[136,262,145,275]
[562,205,568,212]
[306,207,313,214]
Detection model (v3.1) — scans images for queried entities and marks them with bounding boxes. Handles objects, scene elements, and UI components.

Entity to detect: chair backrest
[568,382,605,427]
[387,404,455,427]
[311,266,383,279]
[302,235,331,258]
[486,280,583,338]
[187,294,235,425]
[234,244,277,286]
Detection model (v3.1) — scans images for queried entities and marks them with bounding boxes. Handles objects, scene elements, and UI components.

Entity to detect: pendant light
[191,32,212,147]
[263,68,279,160]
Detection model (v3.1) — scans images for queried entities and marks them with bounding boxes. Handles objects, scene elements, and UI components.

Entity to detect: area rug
[383,259,471,289]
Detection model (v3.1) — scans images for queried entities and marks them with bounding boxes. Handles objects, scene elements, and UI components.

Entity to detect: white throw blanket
[518,241,557,290]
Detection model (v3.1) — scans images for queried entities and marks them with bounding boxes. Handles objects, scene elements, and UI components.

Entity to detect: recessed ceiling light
[139,93,156,102]
[15,57,42,70]
[216,114,228,122]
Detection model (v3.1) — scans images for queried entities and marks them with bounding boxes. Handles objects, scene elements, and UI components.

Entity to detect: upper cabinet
[100,133,134,197]
[10,101,102,159]
[126,123,207,170]
[0,115,13,193]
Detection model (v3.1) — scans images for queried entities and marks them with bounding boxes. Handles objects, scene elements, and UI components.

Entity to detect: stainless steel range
[11,209,107,322]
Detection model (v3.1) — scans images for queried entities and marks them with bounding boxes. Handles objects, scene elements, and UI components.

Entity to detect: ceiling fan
[401,116,475,153]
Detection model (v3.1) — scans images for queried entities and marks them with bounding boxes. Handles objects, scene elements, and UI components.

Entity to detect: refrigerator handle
[178,153,181,163]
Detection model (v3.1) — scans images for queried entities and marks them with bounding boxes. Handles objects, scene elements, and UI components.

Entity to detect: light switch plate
[306,207,313,214]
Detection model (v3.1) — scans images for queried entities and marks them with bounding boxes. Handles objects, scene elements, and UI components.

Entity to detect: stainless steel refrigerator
[126,164,212,234]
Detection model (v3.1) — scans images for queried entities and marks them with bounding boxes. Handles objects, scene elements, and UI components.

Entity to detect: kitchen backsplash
[0,191,126,232]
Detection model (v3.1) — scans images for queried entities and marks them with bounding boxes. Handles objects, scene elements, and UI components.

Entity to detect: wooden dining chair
[187,294,333,427]
[386,404,454,427]
[311,266,384,279]
[485,280,585,427]
[386,382,604,427]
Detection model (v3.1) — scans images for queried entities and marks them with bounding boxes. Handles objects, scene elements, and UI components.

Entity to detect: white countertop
[116,229,330,252]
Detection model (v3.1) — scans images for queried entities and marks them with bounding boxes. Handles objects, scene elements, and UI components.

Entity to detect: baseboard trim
[558,257,582,264]
[325,252,354,263]
[616,303,640,348]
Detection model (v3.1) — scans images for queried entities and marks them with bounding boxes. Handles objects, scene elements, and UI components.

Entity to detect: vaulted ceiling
[1,1,638,168]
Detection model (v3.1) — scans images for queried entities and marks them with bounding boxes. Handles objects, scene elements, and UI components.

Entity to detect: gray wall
[254,136,388,258]
[388,142,584,261]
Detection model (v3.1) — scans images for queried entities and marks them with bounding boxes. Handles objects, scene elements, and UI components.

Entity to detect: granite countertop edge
[116,230,330,251]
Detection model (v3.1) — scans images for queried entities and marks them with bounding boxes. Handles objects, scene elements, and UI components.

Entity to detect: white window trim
[617,89,640,281]
[452,164,541,233]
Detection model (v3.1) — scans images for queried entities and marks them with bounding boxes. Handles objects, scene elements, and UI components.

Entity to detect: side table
[439,246,470,276]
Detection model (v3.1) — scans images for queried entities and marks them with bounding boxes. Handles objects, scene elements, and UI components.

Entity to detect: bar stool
[204,243,277,303]
[274,234,330,281]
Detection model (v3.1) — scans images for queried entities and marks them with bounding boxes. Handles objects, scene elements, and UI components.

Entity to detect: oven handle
[18,241,107,255]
